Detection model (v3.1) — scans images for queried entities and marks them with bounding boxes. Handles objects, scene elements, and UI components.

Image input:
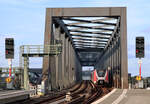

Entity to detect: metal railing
[19,44,62,90]
[0,67,21,74]
[20,45,62,56]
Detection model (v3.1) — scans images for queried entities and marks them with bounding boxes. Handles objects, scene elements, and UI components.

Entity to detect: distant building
[82,70,91,80]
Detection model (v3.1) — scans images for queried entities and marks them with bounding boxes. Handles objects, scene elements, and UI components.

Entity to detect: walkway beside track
[92,89,150,104]
[0,90,34,104]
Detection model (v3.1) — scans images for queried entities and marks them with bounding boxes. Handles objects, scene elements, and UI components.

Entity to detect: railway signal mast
[5,38,14,82]
[136,37,144,81]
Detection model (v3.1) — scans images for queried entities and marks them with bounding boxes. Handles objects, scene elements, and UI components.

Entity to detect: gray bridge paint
[43,7,128,91]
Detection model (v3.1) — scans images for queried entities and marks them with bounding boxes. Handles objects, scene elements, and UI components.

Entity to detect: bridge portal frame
[43,7,128,89]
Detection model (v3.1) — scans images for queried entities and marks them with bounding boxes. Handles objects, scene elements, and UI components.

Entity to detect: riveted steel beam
[71,34,110,39]
[53,18,73,43]
[74,42,106,46]
[53,18,82,63]
[62,18,116,26]
[104,17,120,51]
[72,38,108,43]
[69,30,111,36]
[66,24,114,31]
[76,48,103,52]
[75,45,105,48]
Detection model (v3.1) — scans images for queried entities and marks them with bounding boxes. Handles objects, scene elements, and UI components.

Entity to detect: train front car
[97,70,105,85]
[91,69,110,86]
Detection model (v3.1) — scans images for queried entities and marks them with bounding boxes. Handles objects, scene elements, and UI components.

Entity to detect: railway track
[11,80,112,104]
[10,81,85,104]
[64,81,112,104]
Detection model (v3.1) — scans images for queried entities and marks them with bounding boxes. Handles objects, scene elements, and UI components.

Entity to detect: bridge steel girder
[62,17,116,26]
[61,32,66,88]
[66,24,114,31]
[54,27,60,90]
[71,34,110,39]
[76,48,103,52]
[43,7,128,90]
[53,18,82,86]
[69,30,112,36]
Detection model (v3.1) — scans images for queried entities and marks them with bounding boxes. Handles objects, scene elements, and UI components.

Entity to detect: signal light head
[136,37,144,58]
[5,38,14,59]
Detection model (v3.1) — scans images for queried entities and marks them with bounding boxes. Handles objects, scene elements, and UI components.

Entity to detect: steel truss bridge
[19,7,128,91]
[42,7,128,91]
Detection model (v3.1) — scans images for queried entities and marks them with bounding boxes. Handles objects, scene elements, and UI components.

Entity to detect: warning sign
[136,76,141,81]
[5,77,12,83]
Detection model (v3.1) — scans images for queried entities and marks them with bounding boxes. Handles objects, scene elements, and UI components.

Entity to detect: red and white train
[91,69,109,85]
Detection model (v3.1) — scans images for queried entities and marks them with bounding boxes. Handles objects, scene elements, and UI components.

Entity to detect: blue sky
[0,0,150,77]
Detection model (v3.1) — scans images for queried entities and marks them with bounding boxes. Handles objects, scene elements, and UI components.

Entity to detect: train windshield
[98,70,105,77]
